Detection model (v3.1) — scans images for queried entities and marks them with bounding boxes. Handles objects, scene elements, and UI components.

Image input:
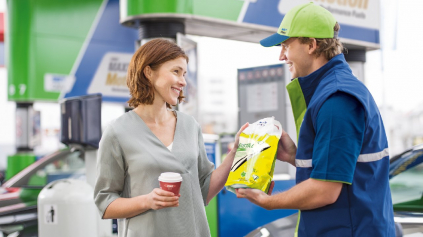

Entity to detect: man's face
[279,38,313,79]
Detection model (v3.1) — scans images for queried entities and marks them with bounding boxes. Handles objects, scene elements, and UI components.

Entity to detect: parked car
[0,149,85,236]
[2,145,423,237]
[389,144,423,235]
[246,144,423,237]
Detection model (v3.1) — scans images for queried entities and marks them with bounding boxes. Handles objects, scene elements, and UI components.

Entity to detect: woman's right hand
[146,188,180,210]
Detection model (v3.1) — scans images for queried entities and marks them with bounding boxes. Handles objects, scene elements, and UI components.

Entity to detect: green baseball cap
[260,2,337,47]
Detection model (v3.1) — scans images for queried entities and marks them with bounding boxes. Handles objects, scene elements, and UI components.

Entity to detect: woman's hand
[231,123,250,154]
[206,122,250,204]
[276,130,297,166]
[146,188,180,210]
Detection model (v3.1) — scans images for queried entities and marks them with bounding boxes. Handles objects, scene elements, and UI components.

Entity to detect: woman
[94,38,247,237]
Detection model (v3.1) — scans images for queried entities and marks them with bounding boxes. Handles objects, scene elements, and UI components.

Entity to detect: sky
[0,0,422,155]
[365,0,423,113]
[194,0,423,115]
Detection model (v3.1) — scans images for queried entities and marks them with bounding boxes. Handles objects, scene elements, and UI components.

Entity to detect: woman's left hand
[206,122,249,204]
[231,123,249,154]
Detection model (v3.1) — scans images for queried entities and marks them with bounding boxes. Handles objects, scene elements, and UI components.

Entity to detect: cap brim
[260,33,290,47]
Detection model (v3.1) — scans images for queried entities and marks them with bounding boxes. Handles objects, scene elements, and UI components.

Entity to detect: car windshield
[390,161,423,204]
[10,150,86,188]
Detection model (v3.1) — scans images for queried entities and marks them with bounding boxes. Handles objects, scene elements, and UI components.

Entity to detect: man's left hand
[235,186,272,210]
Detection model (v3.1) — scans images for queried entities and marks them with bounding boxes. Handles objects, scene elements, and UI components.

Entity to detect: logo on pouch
[239,143,255,149]
[258,121,268,127]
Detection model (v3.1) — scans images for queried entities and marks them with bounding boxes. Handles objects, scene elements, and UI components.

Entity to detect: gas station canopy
[7,0,380,102]
[120,0,380,50]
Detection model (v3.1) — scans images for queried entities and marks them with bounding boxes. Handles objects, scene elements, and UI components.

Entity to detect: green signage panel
[124,0,192,16]
[121,0,244,22]
[193,0,243,21]
[7,0,102,101]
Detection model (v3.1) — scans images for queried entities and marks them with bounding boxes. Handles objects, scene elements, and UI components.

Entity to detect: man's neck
[308,56,329,76]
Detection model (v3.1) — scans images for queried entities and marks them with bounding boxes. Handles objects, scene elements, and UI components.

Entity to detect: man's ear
[143,66,152,80]
[308,38,317,55]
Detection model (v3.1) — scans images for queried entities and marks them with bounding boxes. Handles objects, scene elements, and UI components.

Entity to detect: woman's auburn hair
[126,38,189,108]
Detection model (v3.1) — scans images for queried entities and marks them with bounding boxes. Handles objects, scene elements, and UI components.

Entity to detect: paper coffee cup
[158,172,183,195]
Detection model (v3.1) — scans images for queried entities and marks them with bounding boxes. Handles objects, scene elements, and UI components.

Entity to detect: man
[236,2,395,236]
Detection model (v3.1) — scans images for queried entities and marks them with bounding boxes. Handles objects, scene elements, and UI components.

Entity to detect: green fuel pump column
[6,0,104,181]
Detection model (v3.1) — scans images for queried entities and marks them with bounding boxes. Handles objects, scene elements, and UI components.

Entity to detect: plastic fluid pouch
[225,117,282,193]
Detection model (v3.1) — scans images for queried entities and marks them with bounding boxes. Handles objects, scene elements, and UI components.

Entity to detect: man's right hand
[146,188,180,210]
[276,130,297,167]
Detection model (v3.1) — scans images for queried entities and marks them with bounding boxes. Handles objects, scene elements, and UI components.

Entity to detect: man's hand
[276,130,297,166]
[235,179,342,211]
[235,188,271,210]
[234,181,274,209]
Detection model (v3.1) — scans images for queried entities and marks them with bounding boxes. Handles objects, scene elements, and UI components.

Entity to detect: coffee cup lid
[158,172,183,182]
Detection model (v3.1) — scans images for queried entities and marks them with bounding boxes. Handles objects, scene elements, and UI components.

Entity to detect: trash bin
[38,179,98,237]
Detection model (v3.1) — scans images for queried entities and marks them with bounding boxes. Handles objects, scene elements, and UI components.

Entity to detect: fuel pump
[37,94,113,237]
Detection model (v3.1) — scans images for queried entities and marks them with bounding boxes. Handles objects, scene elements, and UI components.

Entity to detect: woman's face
[150,57,187,106]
